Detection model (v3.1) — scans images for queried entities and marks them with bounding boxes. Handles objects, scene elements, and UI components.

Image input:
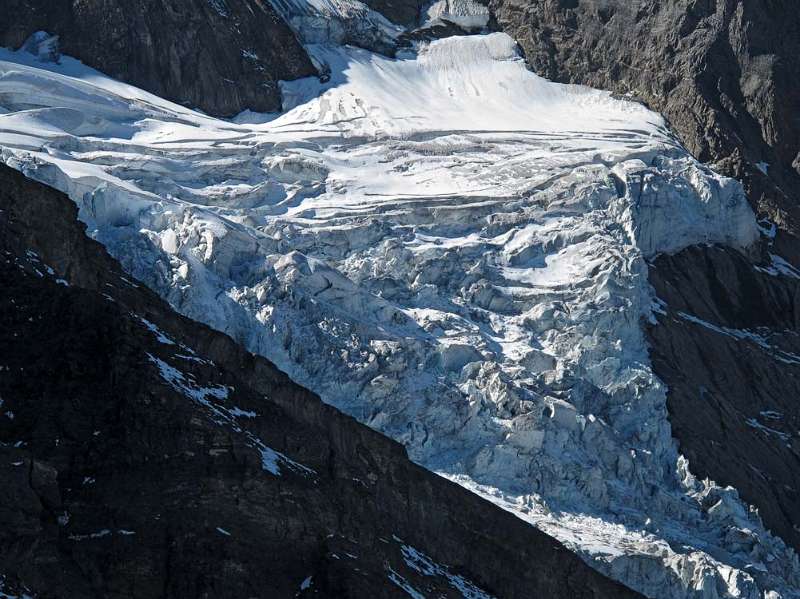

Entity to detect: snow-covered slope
[1,31,798,598]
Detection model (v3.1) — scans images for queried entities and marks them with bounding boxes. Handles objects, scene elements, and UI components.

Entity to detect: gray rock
[648,244,800,552]
[0,0,316,116]
[362,0,426,27]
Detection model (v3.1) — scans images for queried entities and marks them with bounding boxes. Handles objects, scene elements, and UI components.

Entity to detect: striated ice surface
[1,31,798,598]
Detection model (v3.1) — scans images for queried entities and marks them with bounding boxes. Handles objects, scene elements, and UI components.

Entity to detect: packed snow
[135,315,177,345]
[422,0,490,31]
[2,28,799,599]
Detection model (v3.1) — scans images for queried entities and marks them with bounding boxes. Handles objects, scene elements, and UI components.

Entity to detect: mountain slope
[647,245,800,552]
[0,0,316,116]
[0,162,640,598]
[2,28,798,598]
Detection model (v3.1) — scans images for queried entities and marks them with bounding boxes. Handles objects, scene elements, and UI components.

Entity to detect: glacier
[1,28,799,599]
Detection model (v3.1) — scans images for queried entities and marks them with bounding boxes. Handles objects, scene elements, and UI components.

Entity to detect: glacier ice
[1,30,798,599]
[422,0,490,31]
[267,0,404,54]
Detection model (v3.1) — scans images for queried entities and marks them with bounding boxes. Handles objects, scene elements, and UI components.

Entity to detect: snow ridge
[0,30,798,599]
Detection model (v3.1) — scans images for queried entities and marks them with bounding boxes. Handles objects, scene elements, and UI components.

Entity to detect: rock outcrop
[488,0,800,239]
[647,244,800,552]
[0,0,316,116]
[0,163,640,597]
[362,0,425,28]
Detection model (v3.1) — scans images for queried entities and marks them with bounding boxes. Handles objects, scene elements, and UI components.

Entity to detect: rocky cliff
[647,244,800,554]
[0,0,316,116]
[0,163,640,597]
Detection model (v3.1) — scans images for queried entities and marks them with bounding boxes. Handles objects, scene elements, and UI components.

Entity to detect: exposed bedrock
[0,0,316,116]
[648,244,800,553]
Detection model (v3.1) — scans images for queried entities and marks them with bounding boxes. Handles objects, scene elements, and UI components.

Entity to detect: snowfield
[2,30,798,599]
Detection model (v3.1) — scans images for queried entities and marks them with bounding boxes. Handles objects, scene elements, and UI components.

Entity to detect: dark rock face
[0,0,316,116]
[0,163,639,598]
[489,0,800,234]
[362,0,425,28]
[398,20,473,46]
[647,245,800,551]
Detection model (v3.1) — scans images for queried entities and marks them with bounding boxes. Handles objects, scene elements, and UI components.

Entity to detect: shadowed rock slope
[0,0,316,116]
[0,164,641,597]
[647,245,800,553]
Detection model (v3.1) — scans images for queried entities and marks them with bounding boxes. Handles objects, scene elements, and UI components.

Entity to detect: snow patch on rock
[422,0,490,31]
[21,31,60,63]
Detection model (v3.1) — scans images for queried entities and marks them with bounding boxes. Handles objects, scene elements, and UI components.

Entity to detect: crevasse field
[2,25,799,599]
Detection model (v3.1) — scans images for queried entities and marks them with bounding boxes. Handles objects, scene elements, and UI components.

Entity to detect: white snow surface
[1,31,798,598]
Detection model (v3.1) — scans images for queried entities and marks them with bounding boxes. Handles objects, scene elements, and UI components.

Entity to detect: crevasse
[1,31,798,599]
